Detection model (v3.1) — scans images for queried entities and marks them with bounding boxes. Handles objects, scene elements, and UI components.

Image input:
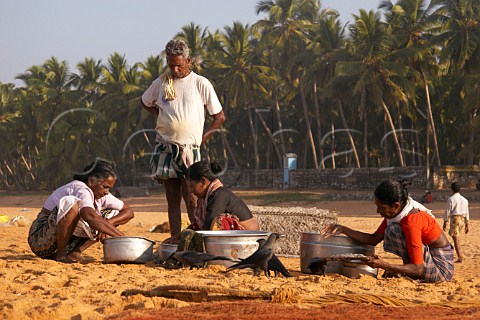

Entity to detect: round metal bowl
[196,230,270,267]
[103,236,156,264]
[157,243,178,261]
[300,232,375,274]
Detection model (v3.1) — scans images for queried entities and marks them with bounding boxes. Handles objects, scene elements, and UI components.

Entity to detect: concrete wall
[433,165,480,189]
[220,166,480,190]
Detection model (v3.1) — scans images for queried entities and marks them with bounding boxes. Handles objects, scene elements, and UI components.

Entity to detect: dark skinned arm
[141,100,159,117]
[321,224,384,246]
[202,110,226,145]
[80,207,124,237]
[321,223,424,277]
[240,217,260,230]
[366,257,424,277]
[95,204,134,242]
[107,203,134,226]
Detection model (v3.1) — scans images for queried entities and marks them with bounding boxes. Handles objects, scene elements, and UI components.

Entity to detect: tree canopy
[1,0,479,190]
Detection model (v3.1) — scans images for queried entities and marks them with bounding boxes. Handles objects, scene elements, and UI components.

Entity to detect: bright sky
[0,0,378,86]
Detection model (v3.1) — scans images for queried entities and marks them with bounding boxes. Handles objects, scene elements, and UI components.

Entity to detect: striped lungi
[28,205,116,259]
[149,138,200,180]
[384,222,454,283]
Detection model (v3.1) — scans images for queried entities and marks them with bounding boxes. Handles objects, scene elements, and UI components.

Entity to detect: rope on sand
[271,287,298,304]
[301,293,410,306]
[123,285,480,308]
[122,285,270,302]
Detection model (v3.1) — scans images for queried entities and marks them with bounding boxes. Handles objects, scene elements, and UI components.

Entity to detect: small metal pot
[103,236,155,264]
[342,261,378,278]
[158,243,178,261]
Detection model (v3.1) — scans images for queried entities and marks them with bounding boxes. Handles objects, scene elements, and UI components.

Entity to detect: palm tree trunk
[273,100,286,156]
[0,166,12,189]
[381,101,405,167]
[421,68,441,166]
[331,122,336,169]
[468,109,476,165]
[247,106,260,170]
[298,79,318,169]
[426,124,431,189]
[220,131,240,170]
[5,159,25,191]
[410,123,416,166]
[256,112,283,168]
[360,88,368,167]
[338,100,360,168]
[415,127,422,166]
[302,134,308,169]
[313,82,325,169]
[397,103,406,165]
[20,154,35,180]
[266,139,272,170]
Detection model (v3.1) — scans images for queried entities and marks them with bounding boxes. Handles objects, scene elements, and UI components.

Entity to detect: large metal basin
[300,232,375,275]
[103,236,155,264]
[197,230,270,267]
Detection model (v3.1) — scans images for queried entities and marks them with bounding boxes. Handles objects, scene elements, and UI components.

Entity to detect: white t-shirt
[445,192,469,222]
[141,72,223,145]
[43,180,124,238]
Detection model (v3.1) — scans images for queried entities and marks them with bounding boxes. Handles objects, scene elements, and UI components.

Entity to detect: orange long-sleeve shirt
[375,211,442,264]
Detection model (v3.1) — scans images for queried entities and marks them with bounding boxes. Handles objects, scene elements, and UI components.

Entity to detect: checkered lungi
[28,206,115,259]
[383,222,454,283]
[149,139,200,180]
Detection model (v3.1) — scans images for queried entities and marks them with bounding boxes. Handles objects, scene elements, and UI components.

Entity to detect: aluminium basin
[103,236,155,264]
[300,232,375,275]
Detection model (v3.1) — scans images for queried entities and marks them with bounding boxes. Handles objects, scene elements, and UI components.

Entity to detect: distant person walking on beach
[444,182,469,263]
[141,39,225,244]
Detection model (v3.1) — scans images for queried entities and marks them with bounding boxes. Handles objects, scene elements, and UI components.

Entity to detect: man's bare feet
[456,258,463,263]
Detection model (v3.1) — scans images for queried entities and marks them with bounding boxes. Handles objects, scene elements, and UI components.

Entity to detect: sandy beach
[1,189,479,319]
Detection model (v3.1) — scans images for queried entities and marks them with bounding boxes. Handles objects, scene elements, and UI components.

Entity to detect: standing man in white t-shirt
[443,182,470,263]
[141,39,225,244]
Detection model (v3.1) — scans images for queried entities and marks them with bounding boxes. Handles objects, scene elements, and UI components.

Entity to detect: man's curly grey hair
[165,39,190,59]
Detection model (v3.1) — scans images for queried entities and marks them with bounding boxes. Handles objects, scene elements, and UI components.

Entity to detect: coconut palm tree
[138,55,164,84]
[379,0,443,167]
[0,83,29,189]
[306,12,357,168]
[336,9,409,167]
[175,22,209,74]
[99,53,145,183]
[435,0,480,165]
[75,57,105,107]
[254,0,320,168]
[205,21,268,169]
